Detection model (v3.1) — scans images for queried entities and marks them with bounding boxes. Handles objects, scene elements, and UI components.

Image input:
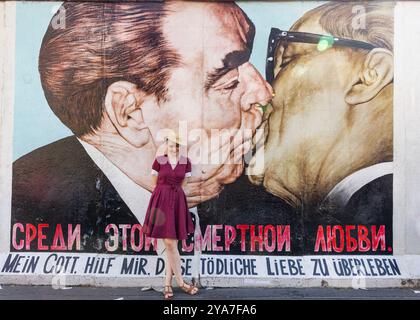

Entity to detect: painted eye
[279,58,292,69]
[223,80,239,90]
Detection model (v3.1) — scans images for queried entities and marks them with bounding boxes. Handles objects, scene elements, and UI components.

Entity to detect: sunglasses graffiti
[265,28,378,84]
[5,1,398,281]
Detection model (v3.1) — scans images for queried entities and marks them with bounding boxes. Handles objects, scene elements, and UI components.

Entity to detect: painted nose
[239,62,274,113]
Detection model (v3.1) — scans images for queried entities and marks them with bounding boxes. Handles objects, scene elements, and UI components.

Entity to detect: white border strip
[394,1,420,255]
[0,253,418,288]
[0,2,16,253]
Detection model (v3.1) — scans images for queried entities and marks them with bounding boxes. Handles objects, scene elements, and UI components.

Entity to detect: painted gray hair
[311,2,394,52]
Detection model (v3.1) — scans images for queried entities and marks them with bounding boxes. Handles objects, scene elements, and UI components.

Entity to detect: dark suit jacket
[197,173,393,255]
[12,135,150,254]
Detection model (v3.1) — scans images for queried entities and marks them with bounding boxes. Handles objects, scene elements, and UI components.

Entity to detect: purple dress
[142,155,195,240]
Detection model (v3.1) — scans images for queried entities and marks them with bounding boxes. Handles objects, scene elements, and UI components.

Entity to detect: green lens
[317,35,334,51]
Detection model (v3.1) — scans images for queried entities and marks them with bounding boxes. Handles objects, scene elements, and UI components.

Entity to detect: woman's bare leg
[163,238,184,286]
[165,255,173,286]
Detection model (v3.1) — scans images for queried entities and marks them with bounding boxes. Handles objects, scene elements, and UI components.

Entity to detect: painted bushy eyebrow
[204,49,251,91]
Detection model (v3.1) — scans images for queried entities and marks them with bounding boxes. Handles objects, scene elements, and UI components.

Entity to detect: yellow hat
[166,132,186,146]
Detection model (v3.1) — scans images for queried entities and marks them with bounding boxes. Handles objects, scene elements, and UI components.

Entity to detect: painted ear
[345,48,393,105]
[104,81,151,148]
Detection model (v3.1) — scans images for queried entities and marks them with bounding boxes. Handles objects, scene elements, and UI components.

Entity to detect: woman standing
[142,133,199,299]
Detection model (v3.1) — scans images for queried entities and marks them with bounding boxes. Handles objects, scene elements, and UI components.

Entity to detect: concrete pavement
[0,285,420,300]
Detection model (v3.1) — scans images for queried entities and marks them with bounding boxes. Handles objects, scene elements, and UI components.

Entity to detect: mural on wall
[8,1,395,276]
[201,1,394,256]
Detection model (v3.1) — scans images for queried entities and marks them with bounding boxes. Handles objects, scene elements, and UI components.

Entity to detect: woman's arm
[151,158,160,191]
[181,176,190,189]
[182,157,192,190]
[151,174,158,190]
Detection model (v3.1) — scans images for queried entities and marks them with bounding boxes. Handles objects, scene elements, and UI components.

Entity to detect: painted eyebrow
[204,49,251,91]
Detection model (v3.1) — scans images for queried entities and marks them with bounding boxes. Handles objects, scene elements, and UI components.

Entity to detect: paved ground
[0,285,419,300]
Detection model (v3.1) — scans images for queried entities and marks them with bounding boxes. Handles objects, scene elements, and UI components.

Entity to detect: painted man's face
[249,13,372,207]
[142,2,273,205]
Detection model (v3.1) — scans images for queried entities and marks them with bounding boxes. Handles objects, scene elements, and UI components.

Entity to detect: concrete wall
[1,1,420,288]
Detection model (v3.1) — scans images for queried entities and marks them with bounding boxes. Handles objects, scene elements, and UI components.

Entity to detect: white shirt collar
[76,137,167,255]
[324,161,393,209]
